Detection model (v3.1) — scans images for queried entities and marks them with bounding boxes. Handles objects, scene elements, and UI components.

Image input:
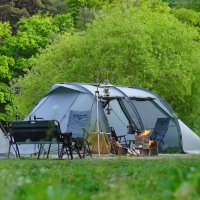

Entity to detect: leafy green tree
[0,21,15,120]
[0,0,57,27]
[3,13,74,74]
[164,0,200,12]
[171,6,200,133]
[0,0,132,32]
[0,13,74,120]
[14,1,200,134]
[50,0,121,29]
[172,8,200,28]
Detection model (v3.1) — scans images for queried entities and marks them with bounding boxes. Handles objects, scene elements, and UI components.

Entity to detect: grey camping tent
[23,83,200,154]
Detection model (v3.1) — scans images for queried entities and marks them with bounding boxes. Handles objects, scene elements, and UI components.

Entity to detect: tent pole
[95,86,101,157]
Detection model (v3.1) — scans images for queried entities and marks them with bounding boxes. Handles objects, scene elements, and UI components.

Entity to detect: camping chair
[66,110,92,158]
[72,137,92,158]
[71,127,92,159]
[108,133,139,156]
[110,127,128,147]
[150,117,171,150]
[108,136,124,155]
[126,123,140,148]
[59,132,73,160]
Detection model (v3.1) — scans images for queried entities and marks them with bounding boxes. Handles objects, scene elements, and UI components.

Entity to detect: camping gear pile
[1,82,200,158]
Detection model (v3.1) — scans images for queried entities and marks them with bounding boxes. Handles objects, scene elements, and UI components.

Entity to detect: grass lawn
[0,154,200,200]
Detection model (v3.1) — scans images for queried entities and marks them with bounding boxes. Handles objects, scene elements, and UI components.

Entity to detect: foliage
[0,0,121,31]
[0,155,200,200]
[189,70,200,134]
[0,0,57,26]
[0,21,14,120]
[164,0,200,12]
[172,8,200,28]
[14,1,200,134]
[170,7,200,133]
[50,0,121,29]
[0,13,74,120]
[10,13,73,59]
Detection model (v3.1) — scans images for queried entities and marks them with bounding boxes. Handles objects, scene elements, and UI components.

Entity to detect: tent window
[132,100,169,128]
[132,100,181,152]
[153,99,173,116]
[104,99,129,136]
[119,98,141,130]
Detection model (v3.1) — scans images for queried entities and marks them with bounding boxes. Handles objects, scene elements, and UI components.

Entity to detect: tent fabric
[48,83,89,94]
[179,119,200,154]
[116,86,156,98]
[12,82,200,155]
[27,87,79,121]
[0,128,9,156]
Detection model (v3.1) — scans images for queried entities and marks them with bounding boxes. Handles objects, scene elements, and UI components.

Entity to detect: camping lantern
[103,80,110,97]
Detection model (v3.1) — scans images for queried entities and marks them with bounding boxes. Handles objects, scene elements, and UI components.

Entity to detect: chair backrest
[67,110,91,138]
[150,118,170,143]
[61,132,72,145]
[110,127,118,141]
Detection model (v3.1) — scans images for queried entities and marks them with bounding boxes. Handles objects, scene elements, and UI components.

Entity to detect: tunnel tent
[23,83,200,154]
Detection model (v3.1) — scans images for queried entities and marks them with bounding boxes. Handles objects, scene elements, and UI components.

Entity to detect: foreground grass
[0,154,200,200]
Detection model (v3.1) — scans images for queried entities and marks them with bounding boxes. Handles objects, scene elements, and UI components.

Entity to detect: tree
[13,14,72,53]
[0,0,57,27]
[0,0,118,121]
[0,21,15,120]
[1,13,73,78]
[164,0,200,12]
[172,7,200,28]
[0,13,74,120]
[50,0,121,30]
[171,6,200,133]
[0,0,119,31]
[13,1,200,134]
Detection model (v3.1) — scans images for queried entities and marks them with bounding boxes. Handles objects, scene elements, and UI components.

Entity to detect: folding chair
[66,110,92,159]
[150,117,171,150]
[72,137,92,158]
[110,127,128,147]
[59,132,73,160]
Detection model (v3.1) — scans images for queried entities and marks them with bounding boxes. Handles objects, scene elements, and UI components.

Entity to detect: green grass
[0,155,200,200]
